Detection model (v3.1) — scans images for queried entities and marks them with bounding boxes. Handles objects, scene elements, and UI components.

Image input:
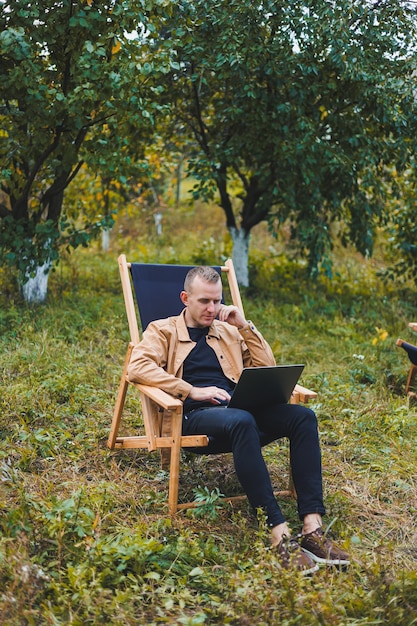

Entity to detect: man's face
[180,276,222,328]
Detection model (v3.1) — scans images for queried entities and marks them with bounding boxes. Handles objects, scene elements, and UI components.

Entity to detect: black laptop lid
[228,364,305,411]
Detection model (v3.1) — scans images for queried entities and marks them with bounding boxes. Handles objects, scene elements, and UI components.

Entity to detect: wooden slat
[223,259,245,316]
[132,382,183,410]
[178,435,209,447]
[114,436,150,449]
[289,390,300,404]
[119,254,140,344]
[406,364,417,394]
[113,434,209,450]
[294,383,317,402]
[167,406,183,514]
[107,343,135,449]
[154,434,209,448]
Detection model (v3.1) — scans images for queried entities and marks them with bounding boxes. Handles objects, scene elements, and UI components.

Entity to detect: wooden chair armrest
[294,383,317,402]
[131,382,183,411]
[133,381,317,406]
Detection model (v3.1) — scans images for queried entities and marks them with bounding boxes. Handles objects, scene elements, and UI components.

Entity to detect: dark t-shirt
[182,327,235,414]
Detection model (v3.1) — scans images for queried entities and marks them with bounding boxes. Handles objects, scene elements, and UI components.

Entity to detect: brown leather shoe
[299,527,350,566]
[276,536,319,575]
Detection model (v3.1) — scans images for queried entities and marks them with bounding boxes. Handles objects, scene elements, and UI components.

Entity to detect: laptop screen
[228,364,305,411]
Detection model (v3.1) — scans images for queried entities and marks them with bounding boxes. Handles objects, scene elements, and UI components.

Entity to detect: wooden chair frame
[396,330,417,394]
[396,341,417,393]
[107,255,317,514]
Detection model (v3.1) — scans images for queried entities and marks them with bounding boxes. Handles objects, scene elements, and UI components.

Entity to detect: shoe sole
[301,563,320,575]
[301,547,350,566]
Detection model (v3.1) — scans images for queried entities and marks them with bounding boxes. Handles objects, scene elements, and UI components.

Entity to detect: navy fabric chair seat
[397,340,417,366]
[396,337,417,393]
[130,263,222,330]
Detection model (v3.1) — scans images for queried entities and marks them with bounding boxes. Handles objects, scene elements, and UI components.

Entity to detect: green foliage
[2,0,417,300]
[190,487,225,521]
[0,0,172,293]
[159,0,417,278]
[0,214,113,283]
[383,166,417,287]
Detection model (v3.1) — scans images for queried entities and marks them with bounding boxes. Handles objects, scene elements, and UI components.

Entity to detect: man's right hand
[188,386,231,405]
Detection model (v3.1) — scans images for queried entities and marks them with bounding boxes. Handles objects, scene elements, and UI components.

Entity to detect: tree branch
[16,127,64,216]
[215,163,236,229]
[190,63,211,158]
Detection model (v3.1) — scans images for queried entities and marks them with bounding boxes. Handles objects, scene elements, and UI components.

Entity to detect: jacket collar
[177,308,221,340]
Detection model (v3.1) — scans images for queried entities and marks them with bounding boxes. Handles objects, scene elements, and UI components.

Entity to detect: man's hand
[188,386,232,405]
[217,304,247,328]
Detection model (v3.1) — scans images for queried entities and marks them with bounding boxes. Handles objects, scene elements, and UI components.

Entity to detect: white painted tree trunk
[102,228,110,252]
[229,227,250,287]
[20,260,52,304]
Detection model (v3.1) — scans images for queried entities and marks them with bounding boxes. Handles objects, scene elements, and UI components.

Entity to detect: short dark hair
[184,266,221,292]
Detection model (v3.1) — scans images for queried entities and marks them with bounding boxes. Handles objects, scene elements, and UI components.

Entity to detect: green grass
[1,214,417,625]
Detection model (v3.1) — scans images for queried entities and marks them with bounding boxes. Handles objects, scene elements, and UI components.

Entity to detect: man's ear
[180,290,188,306]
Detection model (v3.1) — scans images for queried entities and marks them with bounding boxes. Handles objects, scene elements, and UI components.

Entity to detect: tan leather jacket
[127,309,276,401]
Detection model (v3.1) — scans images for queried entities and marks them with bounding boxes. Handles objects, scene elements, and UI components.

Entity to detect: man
[128,266,349,573]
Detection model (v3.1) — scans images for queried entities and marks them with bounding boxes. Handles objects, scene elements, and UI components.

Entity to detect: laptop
[227,364,305,411]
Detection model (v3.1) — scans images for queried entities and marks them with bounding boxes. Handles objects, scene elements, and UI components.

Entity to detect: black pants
[182,403,325,528]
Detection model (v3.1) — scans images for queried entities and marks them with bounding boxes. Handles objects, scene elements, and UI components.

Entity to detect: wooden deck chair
[107,255,317,514]
[396,323,417,393]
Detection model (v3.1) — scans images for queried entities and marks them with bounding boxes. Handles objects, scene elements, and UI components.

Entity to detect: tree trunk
[102,228,110,252]
[229,226,250,287]
[175,155,183,207]
[20,260,52,304]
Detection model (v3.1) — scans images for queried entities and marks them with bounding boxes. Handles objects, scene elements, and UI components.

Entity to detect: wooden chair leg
[160,410,173,470]
[406,365,417,394]
[167,407,183,514]
[107,343,134,449]
[287,468,297,499]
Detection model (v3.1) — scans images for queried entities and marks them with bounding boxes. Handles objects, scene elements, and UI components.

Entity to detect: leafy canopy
[159,0,417,274]
[0,0,172,282]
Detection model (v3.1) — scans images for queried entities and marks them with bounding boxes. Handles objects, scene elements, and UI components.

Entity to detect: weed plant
[1,208,417,624]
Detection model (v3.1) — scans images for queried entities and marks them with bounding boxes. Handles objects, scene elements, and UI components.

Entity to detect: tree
[159,0,417,285]
[63,141,175,250]
[0,0,171,302]
[384,162,417,286]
